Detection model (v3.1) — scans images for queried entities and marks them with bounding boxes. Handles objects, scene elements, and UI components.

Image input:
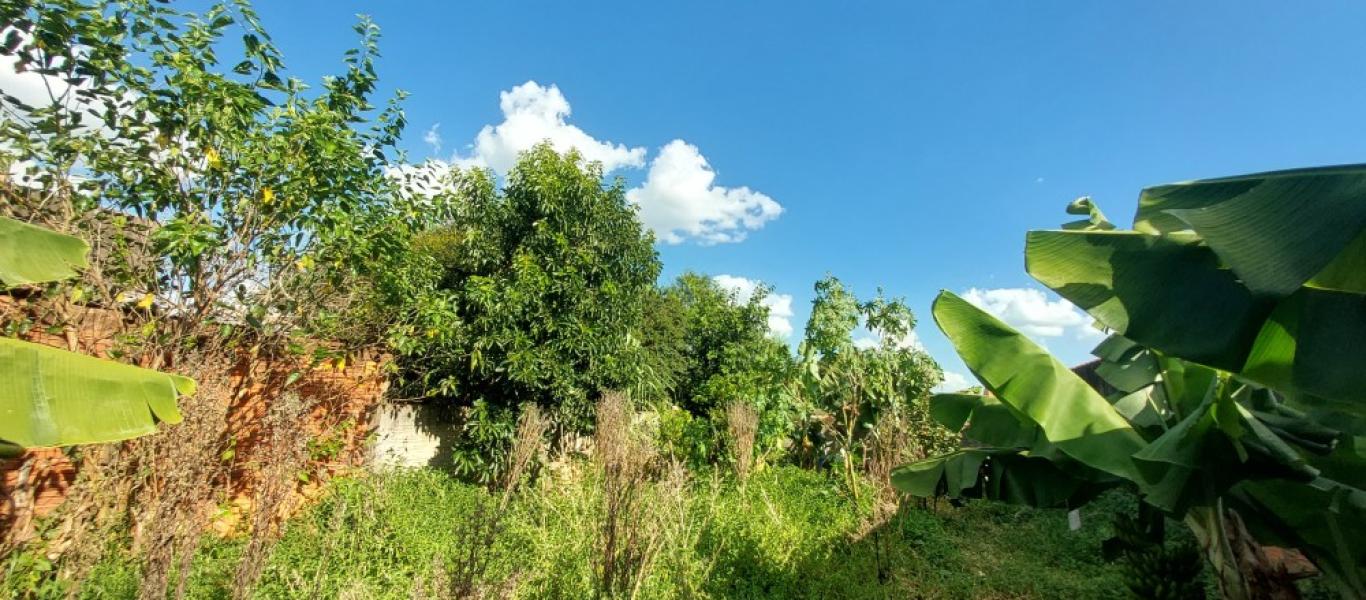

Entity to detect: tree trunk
[1186,503,1304,600]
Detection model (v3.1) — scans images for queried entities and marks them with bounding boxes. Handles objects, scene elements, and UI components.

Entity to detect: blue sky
[246,1,1366,386]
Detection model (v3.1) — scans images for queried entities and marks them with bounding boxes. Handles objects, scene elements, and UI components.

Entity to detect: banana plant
[895,165,1366,599]
[0,216,193,457]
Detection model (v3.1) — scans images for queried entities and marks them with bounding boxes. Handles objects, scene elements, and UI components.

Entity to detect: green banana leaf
[930,392,1039,450]
[890,448,1107,508]
[0,216,90,287]
[1026,229,1270,371]
[1134,164,1366,297]
[0,337,193,448]
[931,291,1148,482]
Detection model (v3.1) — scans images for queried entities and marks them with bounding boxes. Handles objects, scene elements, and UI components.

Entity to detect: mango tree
[894,166,1366,599]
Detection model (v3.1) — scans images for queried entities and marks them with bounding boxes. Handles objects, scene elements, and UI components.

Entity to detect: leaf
[1027,230,1271,371]
[932,291,1148,482]
[0,216,89,287]
[892,448,1109,508]
[1062,196,1116,231]
[0,337,193,448]
[1155,164,1366,297]
[1241,289,1366,408]
[932,393,1040,449]
[929,393,986,431]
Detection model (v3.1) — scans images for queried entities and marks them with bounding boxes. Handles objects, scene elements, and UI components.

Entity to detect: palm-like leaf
[0,219,192,453]
[0,216,89,287]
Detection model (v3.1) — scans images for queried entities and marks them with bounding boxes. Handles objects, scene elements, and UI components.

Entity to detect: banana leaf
[1137,164,1366,297]
[930,393,1038,449]
[931,291,1148,482]
[0,216,90,287]
[890,448,1109,508]
[1026,229,1270,371]
[0,337,193,449]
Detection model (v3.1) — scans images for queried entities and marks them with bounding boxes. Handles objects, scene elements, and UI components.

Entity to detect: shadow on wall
[371,401,461,469]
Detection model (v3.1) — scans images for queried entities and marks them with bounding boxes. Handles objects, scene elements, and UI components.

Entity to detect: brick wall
[0,297,391,543]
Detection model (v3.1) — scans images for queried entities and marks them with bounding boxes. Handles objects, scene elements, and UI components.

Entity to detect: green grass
[7,466,1147,599]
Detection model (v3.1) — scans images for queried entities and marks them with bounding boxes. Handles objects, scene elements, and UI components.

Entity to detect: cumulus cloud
[435,81,782,245]
[933,370,973,393]
[627,140,783,245]
[0,36,73,111]
[453,81,645,174]
[423,123,442,154]
[960,287,1102,340]
[711,274,795,339]
[852,326,924,351]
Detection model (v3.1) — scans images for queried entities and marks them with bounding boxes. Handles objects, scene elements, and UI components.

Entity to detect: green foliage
[899,166,1366,599]
[388,145,661,478]
[1,0,433,354]
[795,275,952,481]
[26,467,1146,599]
[636,273,797,465]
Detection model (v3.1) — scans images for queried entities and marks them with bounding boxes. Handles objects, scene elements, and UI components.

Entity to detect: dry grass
[594,391,663,598]
[725,402,758,484]
[232,392,312,599]
[447,403,550,599]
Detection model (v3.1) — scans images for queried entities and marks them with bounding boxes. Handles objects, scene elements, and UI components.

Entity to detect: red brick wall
[0,298,390,542]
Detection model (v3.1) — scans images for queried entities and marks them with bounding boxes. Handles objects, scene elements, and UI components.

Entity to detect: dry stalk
[593,391,659,598]
[133,356,234,600]
[448,403,549,599]
[232,392,312,599]
[724,402,758,484]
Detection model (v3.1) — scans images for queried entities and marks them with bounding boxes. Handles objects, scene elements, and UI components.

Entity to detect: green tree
[796,275,949,495]
[0,0,428,360]
[637,273,796,464]
[390,145,661,479]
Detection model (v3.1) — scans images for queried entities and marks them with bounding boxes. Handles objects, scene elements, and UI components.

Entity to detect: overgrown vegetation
[4,467,1158,599]
[2,1,1360,599]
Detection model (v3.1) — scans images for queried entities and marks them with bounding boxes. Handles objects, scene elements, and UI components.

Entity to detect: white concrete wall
[370,402,457,468]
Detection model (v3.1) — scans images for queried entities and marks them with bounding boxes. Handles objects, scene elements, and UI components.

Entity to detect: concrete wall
[370,402,458,469]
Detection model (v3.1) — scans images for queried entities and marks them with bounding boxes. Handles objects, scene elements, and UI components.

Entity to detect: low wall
[0,298,393,544]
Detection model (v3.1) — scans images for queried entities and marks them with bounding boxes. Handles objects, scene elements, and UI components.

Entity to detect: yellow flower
[205,147,221,168]
[295,255,315,271]
[136,293,155,309]
[261,187,275,204]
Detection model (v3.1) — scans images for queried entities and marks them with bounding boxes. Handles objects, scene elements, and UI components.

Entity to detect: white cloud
[853,325,924,351]
[960,287,1102,340]
[0,34,74,111]
[711,274,794,339]
[423,123,442,154]
[453,81,645,175]
[627,140,782,244]
[933,370,972,393]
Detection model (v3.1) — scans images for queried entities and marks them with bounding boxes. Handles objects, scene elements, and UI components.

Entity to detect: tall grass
[6,468,1167,599]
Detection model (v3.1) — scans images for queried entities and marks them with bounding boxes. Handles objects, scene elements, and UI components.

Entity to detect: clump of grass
[594,391,659,597]
[725,402,758,484]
